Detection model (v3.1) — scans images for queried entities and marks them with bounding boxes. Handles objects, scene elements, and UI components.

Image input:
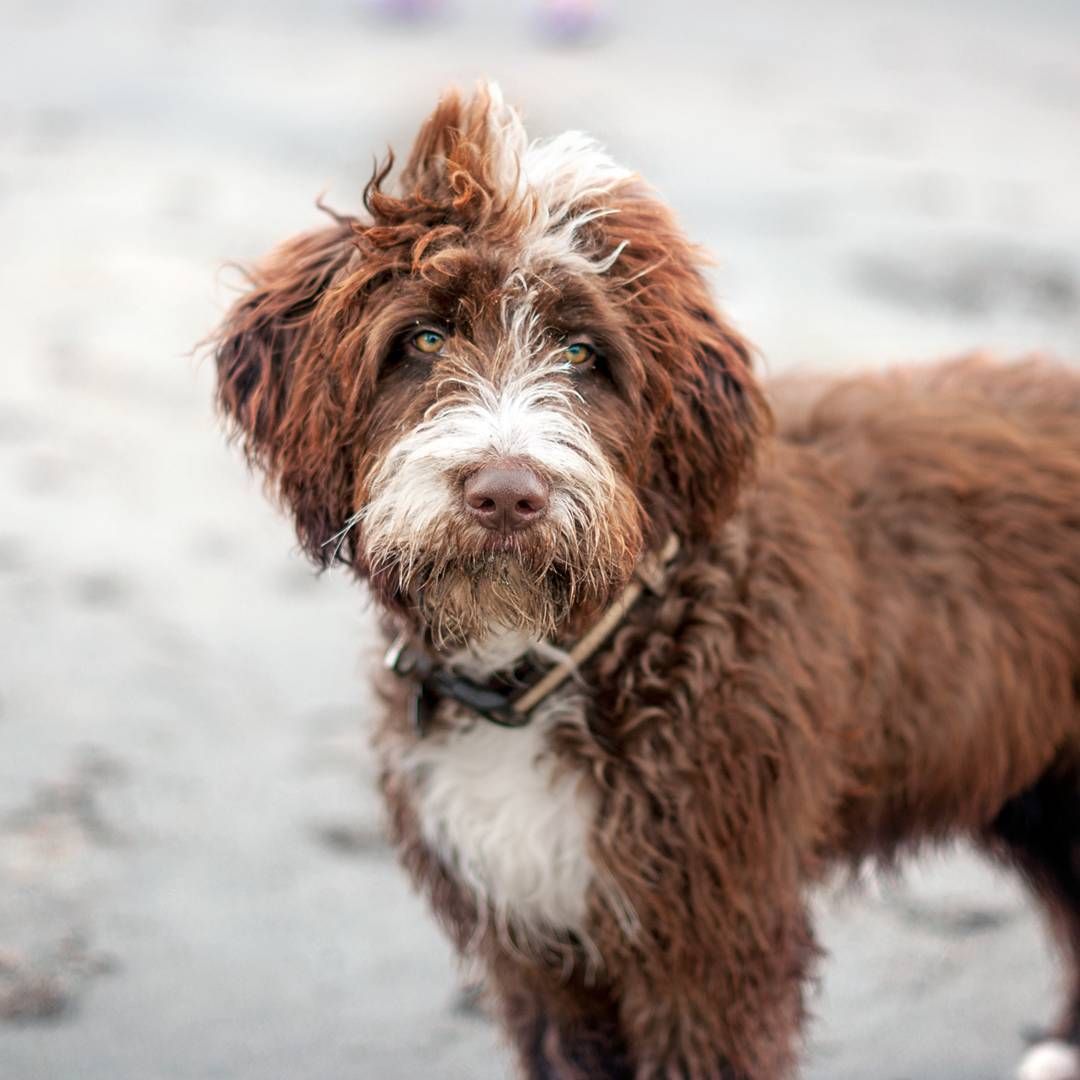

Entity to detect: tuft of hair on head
[366,81,633,270]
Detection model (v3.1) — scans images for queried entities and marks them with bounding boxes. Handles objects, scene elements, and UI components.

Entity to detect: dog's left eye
[411,329,446,355]
[561,341,596,367]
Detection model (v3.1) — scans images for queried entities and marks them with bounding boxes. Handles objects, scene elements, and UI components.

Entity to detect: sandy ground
[2,1,1079,1077]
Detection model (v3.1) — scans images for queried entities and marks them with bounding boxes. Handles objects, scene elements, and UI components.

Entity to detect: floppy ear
[215,222,355,459]
[212,220,360,564]
[603,185,771,540]
[653,303,768,537]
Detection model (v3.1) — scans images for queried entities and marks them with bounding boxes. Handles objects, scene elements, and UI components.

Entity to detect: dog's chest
[401,692,596,933]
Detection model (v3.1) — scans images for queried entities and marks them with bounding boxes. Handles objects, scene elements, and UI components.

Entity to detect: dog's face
[213,85,768,647]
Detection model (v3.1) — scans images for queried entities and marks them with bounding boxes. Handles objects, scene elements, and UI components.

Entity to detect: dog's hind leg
[988,764,1080,1080]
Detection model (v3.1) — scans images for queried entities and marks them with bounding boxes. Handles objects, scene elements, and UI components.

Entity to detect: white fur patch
[1018,1041,1080,1080]
[402,687,596,935]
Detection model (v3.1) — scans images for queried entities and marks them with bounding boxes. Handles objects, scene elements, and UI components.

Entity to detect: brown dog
[211,83,1080,1080]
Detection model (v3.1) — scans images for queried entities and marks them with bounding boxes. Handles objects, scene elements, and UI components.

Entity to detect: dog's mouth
[363,529,630,648]
[483,534,518,554]
[474,526,549,556]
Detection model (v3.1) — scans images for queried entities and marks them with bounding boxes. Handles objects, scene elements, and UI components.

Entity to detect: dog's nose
[463,463,549,533]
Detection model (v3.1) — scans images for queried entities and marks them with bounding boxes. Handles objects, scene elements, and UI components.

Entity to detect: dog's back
[768,356,1080,850]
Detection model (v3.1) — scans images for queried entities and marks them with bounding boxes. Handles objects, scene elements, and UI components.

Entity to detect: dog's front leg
[614,936,811,1080]
[593,779,818,1079]
[487,953,633,1080]
[485,890,813,1080]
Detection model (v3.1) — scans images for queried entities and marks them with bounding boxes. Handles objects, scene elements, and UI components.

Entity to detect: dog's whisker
[322,511,363,564]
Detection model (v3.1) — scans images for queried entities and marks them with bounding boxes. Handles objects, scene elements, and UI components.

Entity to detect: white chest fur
[402,691,596,934]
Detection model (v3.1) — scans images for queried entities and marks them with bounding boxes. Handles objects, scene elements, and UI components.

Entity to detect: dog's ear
[212,221,360,564]
[602,186,771,540]
[215,222,355,456]
[653,309,767,538]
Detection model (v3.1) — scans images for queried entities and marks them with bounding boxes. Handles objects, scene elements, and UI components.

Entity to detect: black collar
[384,636,541,732]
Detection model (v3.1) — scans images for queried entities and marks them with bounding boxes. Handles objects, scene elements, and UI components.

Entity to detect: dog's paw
[1018,1040,1080,1080]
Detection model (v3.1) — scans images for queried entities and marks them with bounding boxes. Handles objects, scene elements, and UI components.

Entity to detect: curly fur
[211,83,1080,1080]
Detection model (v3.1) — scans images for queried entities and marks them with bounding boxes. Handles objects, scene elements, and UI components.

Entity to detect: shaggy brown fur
[211,85,1080,1079]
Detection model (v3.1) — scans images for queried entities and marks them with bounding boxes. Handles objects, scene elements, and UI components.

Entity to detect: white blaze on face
[359,292,622,583]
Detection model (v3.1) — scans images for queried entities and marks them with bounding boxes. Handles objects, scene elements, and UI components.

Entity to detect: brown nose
[463,462,549,533]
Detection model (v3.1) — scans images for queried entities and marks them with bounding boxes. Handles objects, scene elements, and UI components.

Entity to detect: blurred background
[1,1,1078,1077]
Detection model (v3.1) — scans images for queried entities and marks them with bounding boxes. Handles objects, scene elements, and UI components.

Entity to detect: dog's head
[213,84,769,647]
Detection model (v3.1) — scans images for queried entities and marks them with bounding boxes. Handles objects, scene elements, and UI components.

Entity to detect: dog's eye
[561,341,595,367]
[411,329,446,355]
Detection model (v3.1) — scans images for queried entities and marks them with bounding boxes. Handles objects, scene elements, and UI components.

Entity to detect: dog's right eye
[562,342,595,366]
[411,329,446,355]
